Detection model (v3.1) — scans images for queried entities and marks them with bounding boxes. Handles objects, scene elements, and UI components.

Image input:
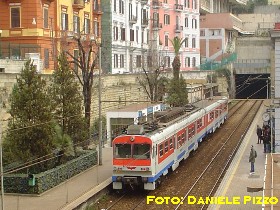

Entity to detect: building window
[184,37,188,47]
[43,8,49,28]
[136,55,141,67]
[73,15,80,33]
[93,20,99,36]
[164,35,169,46]
[192,57,196,67]
[192,19,197,29]
[192,38,196,48]
[164,14,170,25]
[119,0,124,14]
[84,14,90,34]
[185,57,190,67]
[114,54,118,68]
[113,0,117,12]
[120,54,124,68]
[121,28,125,41]
[130,29,134,41]
[113,26,118,40]
[193,0,197,9]
[11,7,20,28]
[200,30,205,36]
[61,12,68,30]
[184,0,189,8]
[185,17,188,28]
[136,29,139,43]
[165,56,170,67]
[147,30,149,44]
[44,49,49,68]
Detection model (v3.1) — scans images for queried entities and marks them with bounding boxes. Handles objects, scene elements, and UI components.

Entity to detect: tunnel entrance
[235,74,270,99]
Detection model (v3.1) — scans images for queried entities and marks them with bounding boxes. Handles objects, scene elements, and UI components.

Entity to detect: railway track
[92,100,263,210]
[173,100,262,210]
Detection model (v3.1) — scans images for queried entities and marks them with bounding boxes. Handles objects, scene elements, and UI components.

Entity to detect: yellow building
[0,0,102,73]
[268,0,280,5]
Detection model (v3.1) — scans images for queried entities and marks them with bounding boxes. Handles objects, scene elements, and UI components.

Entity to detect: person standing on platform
[256,125,262,144]
[249,145,257,174]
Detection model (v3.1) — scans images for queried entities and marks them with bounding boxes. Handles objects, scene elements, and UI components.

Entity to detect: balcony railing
[175,25,183,32]
[200,0,210,12]
[141,0,148,4]
[93,3,103,14]
[152,22,162,30]
[129,16,137,24]
[72,0,85,9]
[175,4,184,11]
[142,19,149,27]
[152,0,162,8]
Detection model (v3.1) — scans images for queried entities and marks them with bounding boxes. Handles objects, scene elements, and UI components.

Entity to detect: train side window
[215,110,218,118]
[159,144,163,157]
[181,133,185,143]
[165,141,168,153]
[209,112,214,120]
[197,118,202,129]
[178,135,181,148]
[169,138,173,149]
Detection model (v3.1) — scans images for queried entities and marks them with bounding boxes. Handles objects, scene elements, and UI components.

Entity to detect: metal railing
[199,53,237,70]
[0,42,41,60]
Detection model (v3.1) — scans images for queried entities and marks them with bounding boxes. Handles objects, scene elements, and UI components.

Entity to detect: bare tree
[137,48,168,103]
[63,34,100,131]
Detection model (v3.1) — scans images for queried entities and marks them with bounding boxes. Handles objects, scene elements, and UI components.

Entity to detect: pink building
[200,13,243,62]
[150,0,200,71]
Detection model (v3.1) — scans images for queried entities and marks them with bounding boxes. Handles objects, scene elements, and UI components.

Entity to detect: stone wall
[0,71,212,131]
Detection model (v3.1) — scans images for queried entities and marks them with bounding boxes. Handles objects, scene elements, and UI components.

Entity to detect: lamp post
[0,30,2,59]
[98,41,102,165]
[0,104,4,210]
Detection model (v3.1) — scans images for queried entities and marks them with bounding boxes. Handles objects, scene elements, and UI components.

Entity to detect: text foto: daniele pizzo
[146,196,279,205]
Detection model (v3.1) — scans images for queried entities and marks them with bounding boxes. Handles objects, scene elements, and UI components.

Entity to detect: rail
[174,100,262,209]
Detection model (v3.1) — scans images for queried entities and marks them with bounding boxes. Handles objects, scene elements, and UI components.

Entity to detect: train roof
[118,97,227,141]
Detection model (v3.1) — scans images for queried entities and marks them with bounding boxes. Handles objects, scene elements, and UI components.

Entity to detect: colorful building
[101,0,200,73]
[151,0,200,71]
[0,0,102,73]
[101,0,150,74]
[199,0,247,64]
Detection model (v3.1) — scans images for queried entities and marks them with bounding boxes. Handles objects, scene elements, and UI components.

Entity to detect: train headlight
[142,177,148,183]
[130,136,135,142]
[116,176,122,182]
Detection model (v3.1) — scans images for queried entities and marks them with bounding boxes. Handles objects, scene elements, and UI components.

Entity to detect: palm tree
[170,37,186,81]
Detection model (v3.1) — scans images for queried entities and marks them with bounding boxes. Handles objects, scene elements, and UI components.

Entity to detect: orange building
[0,0,102,73]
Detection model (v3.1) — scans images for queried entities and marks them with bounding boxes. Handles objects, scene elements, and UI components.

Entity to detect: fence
[0,42,41,59]
[199,53,237,70]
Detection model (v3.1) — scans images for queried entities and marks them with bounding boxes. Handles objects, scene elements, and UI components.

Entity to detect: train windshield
[133,144,150,159]
[114,144,131,158]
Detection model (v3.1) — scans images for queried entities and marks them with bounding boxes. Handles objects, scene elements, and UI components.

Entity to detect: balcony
[152,0,162,9]
[200,0,211,14]
[129,16,137,24]
[152,22,162,30]
[72,0,85,10]
[175,25,183,32]
[141,0,148,4]
[174,4,184,11]
[142,19,149,27]
[93,3,103,15]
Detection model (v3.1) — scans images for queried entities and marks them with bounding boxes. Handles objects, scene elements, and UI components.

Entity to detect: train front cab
[112,135,154,190]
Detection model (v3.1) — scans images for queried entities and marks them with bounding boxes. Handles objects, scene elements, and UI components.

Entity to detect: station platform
[3,147,113,210]
[208,100,278,210]
[3,100,279,210]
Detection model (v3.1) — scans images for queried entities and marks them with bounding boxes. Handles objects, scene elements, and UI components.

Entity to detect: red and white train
[112,98,228,190]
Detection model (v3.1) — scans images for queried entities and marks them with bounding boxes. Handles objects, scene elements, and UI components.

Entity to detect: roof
[107,103,161,113]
